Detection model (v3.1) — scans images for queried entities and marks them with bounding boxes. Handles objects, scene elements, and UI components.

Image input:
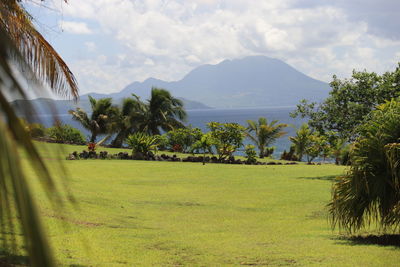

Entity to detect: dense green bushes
[329,99,400,232]
[47,123,86,144]
[21,119,86,144]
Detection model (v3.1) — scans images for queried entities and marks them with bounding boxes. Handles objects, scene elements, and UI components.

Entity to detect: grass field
[10,142,400,266]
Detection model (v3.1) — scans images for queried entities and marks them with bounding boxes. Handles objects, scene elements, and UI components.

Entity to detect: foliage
[0,1,78,266]
[207,122,245,160]
[110,95,147,147]
[329,99,400,233]
[246,117,287,158]
[289,124,312,161]
[69,96,118,143]
[330,138,348,165]
[20,119,46,138]
[190,132,215,154]
[304,133,330,163]
[157,134,169,150]
[46,122,86,144]
[291,65,400,140]
[166,127,202,152]
[244,144,257,164]
[280,145,298,161]
[126,132,160,155]
[339,144,351,165]
[263,147,275,158]
[139,88,187,135]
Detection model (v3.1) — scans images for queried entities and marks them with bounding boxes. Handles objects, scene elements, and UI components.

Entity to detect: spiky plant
[0,1,78,266]
[126,132,160,155]
[329,99,400,233]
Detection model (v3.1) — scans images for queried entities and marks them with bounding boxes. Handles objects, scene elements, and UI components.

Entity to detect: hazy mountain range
[14,55,330,114]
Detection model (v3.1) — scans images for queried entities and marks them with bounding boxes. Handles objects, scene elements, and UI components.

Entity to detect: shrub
[126,132,160,155]
[329,99,400,233]
[244,144,257,164]
[263,147,275,158]
[29,123,46,138]
[47,123,86,144]
[157,134,169,151]
[20,118,46,138]
[166,128,202,152]
[207,122,245,160]
[280,146,298,161]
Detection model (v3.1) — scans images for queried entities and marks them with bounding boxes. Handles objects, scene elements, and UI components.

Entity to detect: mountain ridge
[82,55,329,108]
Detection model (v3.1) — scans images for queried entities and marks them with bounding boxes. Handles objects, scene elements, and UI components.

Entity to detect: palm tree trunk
[111,130,126,148]
[259,145,265,158]
[90,133,97,143]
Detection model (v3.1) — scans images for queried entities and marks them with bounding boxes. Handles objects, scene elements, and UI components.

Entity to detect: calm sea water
[34,106,304,157]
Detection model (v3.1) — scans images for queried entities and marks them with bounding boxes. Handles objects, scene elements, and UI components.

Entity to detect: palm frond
[0,1,78,99]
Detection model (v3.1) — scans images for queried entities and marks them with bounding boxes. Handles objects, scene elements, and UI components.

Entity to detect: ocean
[34,106,304,157]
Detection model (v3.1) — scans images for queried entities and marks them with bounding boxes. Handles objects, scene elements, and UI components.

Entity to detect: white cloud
[38,0,400,94]
[60,21,92,34]
[84,42,96,52]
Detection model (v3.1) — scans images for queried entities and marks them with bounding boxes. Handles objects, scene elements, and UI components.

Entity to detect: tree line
[290,64,400,234]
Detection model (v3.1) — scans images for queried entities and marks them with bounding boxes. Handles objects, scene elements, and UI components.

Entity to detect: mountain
[11,96,210,116]
[84,55,330,108]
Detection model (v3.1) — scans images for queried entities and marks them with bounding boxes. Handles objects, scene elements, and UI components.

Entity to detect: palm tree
[69,96,118,142]
[1,1,78,266]
[289,123,312,161]
[329,99,400,233]
[246,117,287,158]
[140,87,187,135]
[111,95,147,147]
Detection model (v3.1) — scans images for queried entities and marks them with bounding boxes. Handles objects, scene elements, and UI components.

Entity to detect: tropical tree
[0,1,78,266]
[140,87,187,135]
[207,122,245,160]
[329,99,400,233]
[69,96,118,142]
[166,127,202,152]
[246,117,287,158]
[291,65,400,140]
[289,123,312,161]
[304,133,330,163]
[111,95,146,147]
[190,132,215,164]
[330,138,347,165]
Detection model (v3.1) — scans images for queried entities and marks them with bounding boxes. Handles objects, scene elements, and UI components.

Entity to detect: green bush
[47,123,86,144]
[263,147,275,158]
[166,128,202,152]
[207,122,245,160]
[244,145,257,164]
[20,118,46,138]
[126,132,160,155]
[329,99,400,232]
[28,123,46,138]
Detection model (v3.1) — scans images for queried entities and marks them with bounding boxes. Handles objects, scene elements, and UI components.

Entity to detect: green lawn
[14,143,400,266]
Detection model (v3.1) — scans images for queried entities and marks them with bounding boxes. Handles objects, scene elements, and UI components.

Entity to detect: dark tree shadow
[334,234,400,248]
[298,175,336,181]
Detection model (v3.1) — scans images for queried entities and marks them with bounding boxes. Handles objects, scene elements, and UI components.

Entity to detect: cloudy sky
[25,0,400,95]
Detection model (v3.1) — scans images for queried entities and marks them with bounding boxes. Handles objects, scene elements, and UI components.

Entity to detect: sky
[24,0,400,96]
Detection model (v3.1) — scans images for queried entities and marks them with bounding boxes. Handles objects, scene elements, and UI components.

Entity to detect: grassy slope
[18,143,400,266]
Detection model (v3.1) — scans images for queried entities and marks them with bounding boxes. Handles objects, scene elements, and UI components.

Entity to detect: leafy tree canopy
[291,64,400,140]
[329,98,400,232]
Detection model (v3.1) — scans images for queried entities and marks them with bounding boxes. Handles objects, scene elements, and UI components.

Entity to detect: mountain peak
[96,55,330,108]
